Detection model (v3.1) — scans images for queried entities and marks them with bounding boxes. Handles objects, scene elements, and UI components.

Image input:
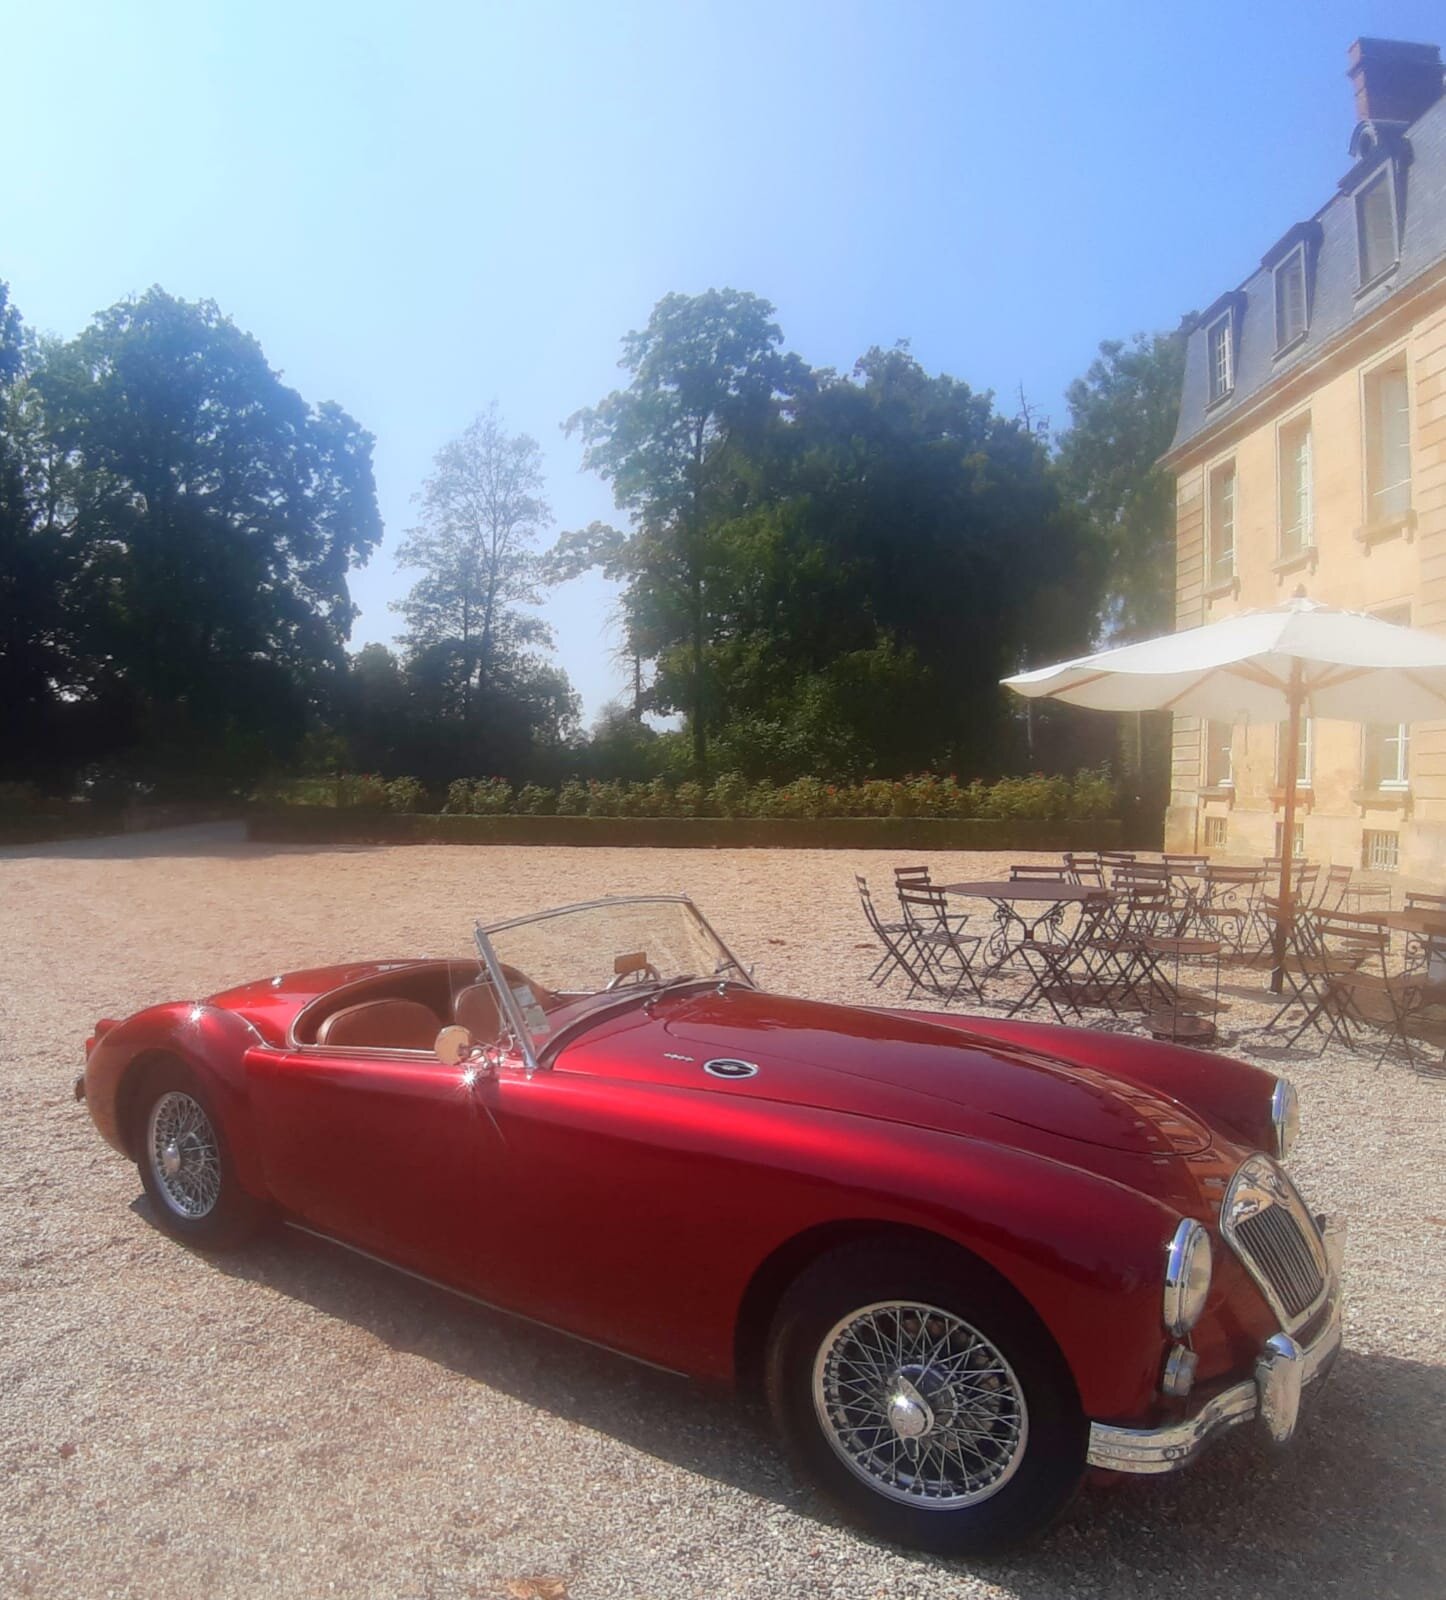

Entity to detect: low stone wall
[247,808,1126,851]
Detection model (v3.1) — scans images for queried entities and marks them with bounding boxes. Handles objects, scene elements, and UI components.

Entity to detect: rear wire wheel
[766,1243,1086,1553]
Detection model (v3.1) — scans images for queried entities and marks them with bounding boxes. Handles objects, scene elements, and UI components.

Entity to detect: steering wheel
[605,959,663,990]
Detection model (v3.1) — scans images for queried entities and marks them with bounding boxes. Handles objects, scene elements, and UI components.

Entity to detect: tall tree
[566,289,811,769]
[393,405,576,775]
[30,287,383,791]
[713,344,1102,778]
[1054,328,1187,641]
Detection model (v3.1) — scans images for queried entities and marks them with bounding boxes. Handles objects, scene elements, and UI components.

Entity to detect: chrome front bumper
[1086,1213,1345,1475]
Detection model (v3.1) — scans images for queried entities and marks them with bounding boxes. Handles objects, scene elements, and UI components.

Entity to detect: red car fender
[83,1002,271,1201]
[501,1067,1186,1421]
[892,1010,1279,1154]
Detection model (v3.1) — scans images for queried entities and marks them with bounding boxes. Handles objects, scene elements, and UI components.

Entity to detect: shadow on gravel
[156,1203,1445,1599]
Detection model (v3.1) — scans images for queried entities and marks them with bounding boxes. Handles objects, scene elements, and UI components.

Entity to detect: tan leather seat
[453,982,503,1044]
[316,999,441,1050]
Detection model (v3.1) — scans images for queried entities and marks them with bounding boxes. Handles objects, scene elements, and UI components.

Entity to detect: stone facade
[1164,40,1446,882]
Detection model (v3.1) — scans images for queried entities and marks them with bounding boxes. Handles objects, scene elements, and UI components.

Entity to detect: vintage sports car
[77,895,1343,1553]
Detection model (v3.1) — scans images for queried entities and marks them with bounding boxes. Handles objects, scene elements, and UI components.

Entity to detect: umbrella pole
[1271,663,1304,994]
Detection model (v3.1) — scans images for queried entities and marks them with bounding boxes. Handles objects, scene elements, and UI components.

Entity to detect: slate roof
[1168,86,1446,460]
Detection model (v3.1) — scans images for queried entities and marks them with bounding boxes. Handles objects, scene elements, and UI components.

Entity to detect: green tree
[32,287,382,791]
[566,289,812,769]
[391,405,577,781]
[1054,328,1186,641]
[710,345,1101,777]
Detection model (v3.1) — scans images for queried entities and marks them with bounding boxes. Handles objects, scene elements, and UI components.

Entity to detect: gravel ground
[2,823,1443,1600]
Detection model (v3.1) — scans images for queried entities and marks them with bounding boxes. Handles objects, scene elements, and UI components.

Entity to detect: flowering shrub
[308,767,1119,820]
[383,776,426,813]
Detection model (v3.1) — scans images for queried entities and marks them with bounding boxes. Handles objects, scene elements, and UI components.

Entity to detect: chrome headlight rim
[1163,1219,1213,1337]
[1270,1076,1300,1161]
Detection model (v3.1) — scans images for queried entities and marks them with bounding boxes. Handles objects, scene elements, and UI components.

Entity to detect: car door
[248,1043,501,1289]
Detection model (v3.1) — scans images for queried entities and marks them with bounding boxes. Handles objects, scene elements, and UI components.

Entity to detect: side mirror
[435,1025,476,1066]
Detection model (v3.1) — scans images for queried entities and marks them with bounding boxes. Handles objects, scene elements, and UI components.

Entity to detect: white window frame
[1277,717,1313,787]
[1354,167,1399,289]
[1206,311,1234,405]
[1273,244,1309,350]
[1363,604,1411,789]
[1204,720,1234,788]
[1277,412,1314,557]
[1361,352,1411,526]
[1206,459,1236,588]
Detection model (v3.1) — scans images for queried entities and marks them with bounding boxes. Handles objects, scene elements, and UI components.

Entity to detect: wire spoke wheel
[812,1300,1029,1509]
[146,1091,223,1220]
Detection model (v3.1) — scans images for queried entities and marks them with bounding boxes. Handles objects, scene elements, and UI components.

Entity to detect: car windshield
[475,897,749,1059]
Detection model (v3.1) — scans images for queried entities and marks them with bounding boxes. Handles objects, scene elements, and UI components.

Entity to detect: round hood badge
[703,1058,758,1080]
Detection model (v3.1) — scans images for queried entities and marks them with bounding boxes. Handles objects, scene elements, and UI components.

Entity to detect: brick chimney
[1347,37,1444,126]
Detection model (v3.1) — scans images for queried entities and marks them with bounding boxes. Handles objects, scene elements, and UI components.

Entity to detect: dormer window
[1355,167,1399,288]
[1273,245,1309,350]
[1207,313,1234,404]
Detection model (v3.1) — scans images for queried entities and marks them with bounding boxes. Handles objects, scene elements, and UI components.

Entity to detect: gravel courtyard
[2,823,1443,1600]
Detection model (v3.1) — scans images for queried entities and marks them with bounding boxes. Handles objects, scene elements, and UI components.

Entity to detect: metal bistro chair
[1401,892,1446,974]
[856,875,927,991]
[1316,864,1354,912]
[1008,862,1071,882]
[893,864,971,936]
[1306,911,1421,1063]
[1063,851,1105,889]
[1195,864,1268,958]
[1266,905,1368,1047]
[897,885,985,1006]
[1075,873,1177,1015]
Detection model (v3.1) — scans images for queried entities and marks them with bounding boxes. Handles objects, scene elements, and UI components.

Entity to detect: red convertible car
[77,895,1343,1553]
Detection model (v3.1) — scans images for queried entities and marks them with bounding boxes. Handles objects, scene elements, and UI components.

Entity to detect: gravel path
[2,824,1443,1599]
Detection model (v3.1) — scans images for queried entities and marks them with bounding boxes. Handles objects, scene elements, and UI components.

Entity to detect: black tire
[132,1057,262,1250]
[765,1241,1087,1555]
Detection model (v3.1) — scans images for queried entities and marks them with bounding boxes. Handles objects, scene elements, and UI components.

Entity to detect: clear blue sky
[5,1,1443,721]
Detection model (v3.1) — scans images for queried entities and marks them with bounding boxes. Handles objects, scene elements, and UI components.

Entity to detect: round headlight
[1271,1077,1300,1160]
[1163,1220,1213,1337]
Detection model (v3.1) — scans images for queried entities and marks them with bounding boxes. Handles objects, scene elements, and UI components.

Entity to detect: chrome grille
[1222,1155,1327,1331]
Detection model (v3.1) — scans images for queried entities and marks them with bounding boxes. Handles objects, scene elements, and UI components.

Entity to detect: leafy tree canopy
[1054,328,1186,641]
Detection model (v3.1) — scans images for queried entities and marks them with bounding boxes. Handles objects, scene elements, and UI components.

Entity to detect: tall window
[1278,415,1313,556]
[1355,169,1398,286]
[1364,605,1411,789]
[1207,461,1236,586]
[1205,721,1234,787]
[1364,358,1411,524]
[1207,313,1234,404]
[1277,718,1313,786]
[1274,246,1308,348]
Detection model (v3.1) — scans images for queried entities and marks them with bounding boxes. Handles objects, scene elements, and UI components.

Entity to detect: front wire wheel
[767,1244,1086,1554]
[147,1091,223,1219]
[133,1058,261,1249]
[813,1300,1029,1509]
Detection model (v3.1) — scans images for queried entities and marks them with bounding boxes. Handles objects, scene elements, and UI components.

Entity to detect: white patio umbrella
[1002,590,1446,988]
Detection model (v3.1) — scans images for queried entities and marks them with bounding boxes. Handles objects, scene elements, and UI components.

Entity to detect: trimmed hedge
[247,808,1125,851]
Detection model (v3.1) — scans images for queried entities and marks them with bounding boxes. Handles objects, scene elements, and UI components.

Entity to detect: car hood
[568,986,1211,1158]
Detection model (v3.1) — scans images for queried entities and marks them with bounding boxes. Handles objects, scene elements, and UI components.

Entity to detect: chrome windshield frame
[473,895,754,1075]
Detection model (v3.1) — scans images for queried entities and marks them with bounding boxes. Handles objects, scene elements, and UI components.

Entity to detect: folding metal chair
[1063,851,1105,889]
[897,885,985,1005]
[1194,864,1267,957]
[855,875,927,990]
[1318,864,1353,912]
[1008,862,1070,882]
[1311,912,1421,1063]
